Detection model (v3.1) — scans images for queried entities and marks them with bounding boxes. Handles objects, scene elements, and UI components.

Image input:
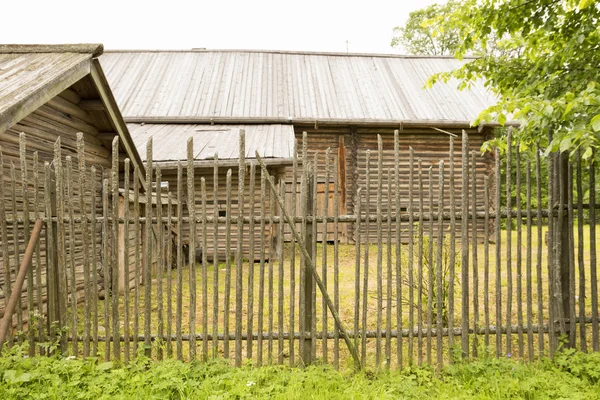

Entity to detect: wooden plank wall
[158,165,281,262]
[283,125,493,243]
[0,87,130,320]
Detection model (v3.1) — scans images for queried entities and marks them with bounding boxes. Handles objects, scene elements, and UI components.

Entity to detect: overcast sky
[2,0,439,53]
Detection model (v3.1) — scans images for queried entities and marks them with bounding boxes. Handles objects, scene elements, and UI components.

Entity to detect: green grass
[1,344,600,399]
[69,224,599,368]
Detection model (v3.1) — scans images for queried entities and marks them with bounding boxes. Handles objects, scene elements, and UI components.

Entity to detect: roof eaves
[0,44,104,57]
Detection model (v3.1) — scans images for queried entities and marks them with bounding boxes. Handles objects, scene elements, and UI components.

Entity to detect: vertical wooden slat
[268,181,275,363]
[460,131,469,358]
[471,151,479,357]
[505,131,513,357]
[10,163,22,337]
[33,152,45,353]
[386,170,393,369]
[76,134,90,357]
[515,146,524,359]
[54,139,67,353]
[436,160,444,369]
[235,131,246,366]
[43,161,57,350]
[567,162,576,348]
[176,163,184,360]
[289,141,298,366]
[589,157,598,351]
[417,158,424,366]
[576,154,586,351]
[213,155,220,359]
[256,170,265,365]
[333,152,340,369]
[111,138,120,360]
[495,148,502,357]
[70,165,83,350]
[408,147,415,365]
[133,166,140,358]
[322,148,331,363]
[526,160,534,361]
[246,161,254,359]
[353,187,362,360]
[187,138,196,360]
[535,145,544,356]
[102,176,110,359]
[394,131,402,370]
[299,134,308,365]
[483,175,490,347]
[167,192,173,358]
[547,143,556,356]
[278,182,285,364]
[156,167,164,361]
[361,151,371,366]
[447,139,456,362]
[0,148,12,346]
[145,139,153,358]
[224,169,233,360]
[19,134,34,354]
[376,138,384,367]
[311,157,318,361]
[123,159,131,363]
[201,178,208,359]
[426,166,434,365]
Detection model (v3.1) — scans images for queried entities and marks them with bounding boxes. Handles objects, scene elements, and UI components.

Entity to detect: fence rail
[0,129,598,370]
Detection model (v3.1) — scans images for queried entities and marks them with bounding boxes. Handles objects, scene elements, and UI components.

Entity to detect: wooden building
[100,49,498,243]
[0,44,144,319]
[127,123,294,260]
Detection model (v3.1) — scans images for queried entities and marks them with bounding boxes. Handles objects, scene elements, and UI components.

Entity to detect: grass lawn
[1,345,599,399]
[72,224,599,369]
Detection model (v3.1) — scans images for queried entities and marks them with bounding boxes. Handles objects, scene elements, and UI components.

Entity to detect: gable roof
[0,44,144,178]
[100,49,498,127]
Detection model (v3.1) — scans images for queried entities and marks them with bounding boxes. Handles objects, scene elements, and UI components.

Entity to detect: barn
[0,44,144,322]
[127,123,294,261]
[100,49,497,246]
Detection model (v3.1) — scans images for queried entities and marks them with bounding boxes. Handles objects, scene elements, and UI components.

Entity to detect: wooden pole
[0,220,43,353]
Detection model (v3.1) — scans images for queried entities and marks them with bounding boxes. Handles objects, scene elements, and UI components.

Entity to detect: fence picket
[417,159,424,366]
[576,154,586,351]
[246,161,255,359]
[436,160,444,369]
[65,156,76,355]
[526,160,534,361]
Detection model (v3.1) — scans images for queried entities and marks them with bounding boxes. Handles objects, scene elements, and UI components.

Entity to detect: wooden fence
[0,129,598,370]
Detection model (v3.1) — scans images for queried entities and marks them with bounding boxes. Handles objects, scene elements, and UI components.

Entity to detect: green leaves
[591,114,600,132]
[412,0,600,153]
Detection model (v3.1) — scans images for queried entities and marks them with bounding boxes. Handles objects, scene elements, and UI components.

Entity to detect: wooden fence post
[303,166,315,365]
[44,166,60,350]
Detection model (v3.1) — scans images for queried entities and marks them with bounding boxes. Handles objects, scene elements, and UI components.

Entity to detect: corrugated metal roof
[101,50,497,124]
[128,123,295,162]
[0,52,91,117]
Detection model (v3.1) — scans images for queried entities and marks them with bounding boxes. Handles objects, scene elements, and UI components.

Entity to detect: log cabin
[100,49,499,245]
[0,44,144,322]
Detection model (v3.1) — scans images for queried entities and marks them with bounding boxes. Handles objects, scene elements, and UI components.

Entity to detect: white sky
[1,0,439,53]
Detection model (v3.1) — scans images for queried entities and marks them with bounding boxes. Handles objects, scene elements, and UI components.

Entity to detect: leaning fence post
[303,165,315,365]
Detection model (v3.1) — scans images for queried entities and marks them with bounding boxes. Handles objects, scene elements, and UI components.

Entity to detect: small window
[218,210,227,217]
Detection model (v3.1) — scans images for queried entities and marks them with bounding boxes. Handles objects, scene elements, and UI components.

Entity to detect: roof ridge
[104,48,474,60]
[0,44,104,57]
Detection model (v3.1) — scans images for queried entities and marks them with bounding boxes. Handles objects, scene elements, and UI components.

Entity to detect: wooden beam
[79,100,105,111]
[0,44,103,57]
[96,132,117,142]
[0,59,91,135]
[89,59,146,189]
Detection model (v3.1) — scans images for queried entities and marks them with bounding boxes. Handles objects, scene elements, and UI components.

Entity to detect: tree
[391,1,462,56]
[424,0,600,155]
